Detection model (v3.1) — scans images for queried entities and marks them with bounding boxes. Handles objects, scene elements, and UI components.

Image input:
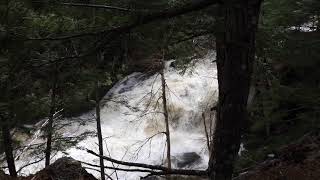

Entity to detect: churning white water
[12,52,218,179]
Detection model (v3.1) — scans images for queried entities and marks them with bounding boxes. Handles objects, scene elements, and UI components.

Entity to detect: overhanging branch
[46,2,131,12]
[27,0,218,41]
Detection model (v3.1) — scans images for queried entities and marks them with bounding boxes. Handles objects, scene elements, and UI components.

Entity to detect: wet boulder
[176,152,202,168]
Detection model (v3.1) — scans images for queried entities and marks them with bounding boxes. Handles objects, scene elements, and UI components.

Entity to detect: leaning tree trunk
[2,123,17,177]
[209,1,263,180]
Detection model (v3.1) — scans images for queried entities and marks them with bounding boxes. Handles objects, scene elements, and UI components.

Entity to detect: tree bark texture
[2,124,17,177]
[1,0,17,176]
[209,1,263,180]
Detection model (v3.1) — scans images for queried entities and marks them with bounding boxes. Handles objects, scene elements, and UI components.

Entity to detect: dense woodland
[0,0,319,180]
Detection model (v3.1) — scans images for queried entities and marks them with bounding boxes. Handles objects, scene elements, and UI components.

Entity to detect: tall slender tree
[160,58,172,172]
[45,64,58,167]
[95,80,106,180]
[209,0,263,179]
[1,0,17,176]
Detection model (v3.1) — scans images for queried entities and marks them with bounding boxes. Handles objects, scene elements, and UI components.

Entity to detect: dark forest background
[0,0,319,179]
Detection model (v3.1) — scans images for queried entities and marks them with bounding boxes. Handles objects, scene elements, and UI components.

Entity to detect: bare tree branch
[17,157,45,173]
[81,161,157,173]
[86,149,207,176]
[37,2,132,12]
[83,166,114,180]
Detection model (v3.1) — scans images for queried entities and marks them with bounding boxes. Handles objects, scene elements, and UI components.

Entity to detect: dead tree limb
[34,2,132,12]
[202,113,211,152]
[104,141,119,180]
[81,161,157,173]
[87,149,166,171]
[17,157,45,173]
[86,149,207,176]
[83,167,114,180]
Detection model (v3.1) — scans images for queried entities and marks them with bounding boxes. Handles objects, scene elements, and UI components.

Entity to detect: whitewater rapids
[13,52,218,179]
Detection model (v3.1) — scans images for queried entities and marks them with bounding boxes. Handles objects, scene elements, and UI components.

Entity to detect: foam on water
[12,52,218,179]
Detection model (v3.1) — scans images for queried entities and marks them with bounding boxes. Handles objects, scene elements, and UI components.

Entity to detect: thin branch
[83,167,114,180]
[104,141,119,180]
[131,132,166,160]
[46,2,131,12]
[17,157,45,173]
[26,31,104,41]
[29,37,104,69]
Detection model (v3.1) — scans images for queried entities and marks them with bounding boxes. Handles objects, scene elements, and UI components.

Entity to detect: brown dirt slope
[235,133,320,180]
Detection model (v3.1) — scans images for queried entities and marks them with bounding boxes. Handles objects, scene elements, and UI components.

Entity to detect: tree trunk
[95,81,106,180]
[2,124,17,177]
[160,61,172,172]
[209,1,262,180]
[1,0,16,176]
[45,69,58,167]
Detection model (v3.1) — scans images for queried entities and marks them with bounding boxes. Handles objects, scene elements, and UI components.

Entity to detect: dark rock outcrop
[0,157,97,180]
[29,157,97,180]
[0,170,13,180]
[176,152,202,168]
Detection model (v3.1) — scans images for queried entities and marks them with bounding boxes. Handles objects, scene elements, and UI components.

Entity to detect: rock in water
[176,152,201,168]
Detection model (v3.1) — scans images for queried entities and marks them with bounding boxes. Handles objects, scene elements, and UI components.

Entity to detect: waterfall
[13,52,218,179]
